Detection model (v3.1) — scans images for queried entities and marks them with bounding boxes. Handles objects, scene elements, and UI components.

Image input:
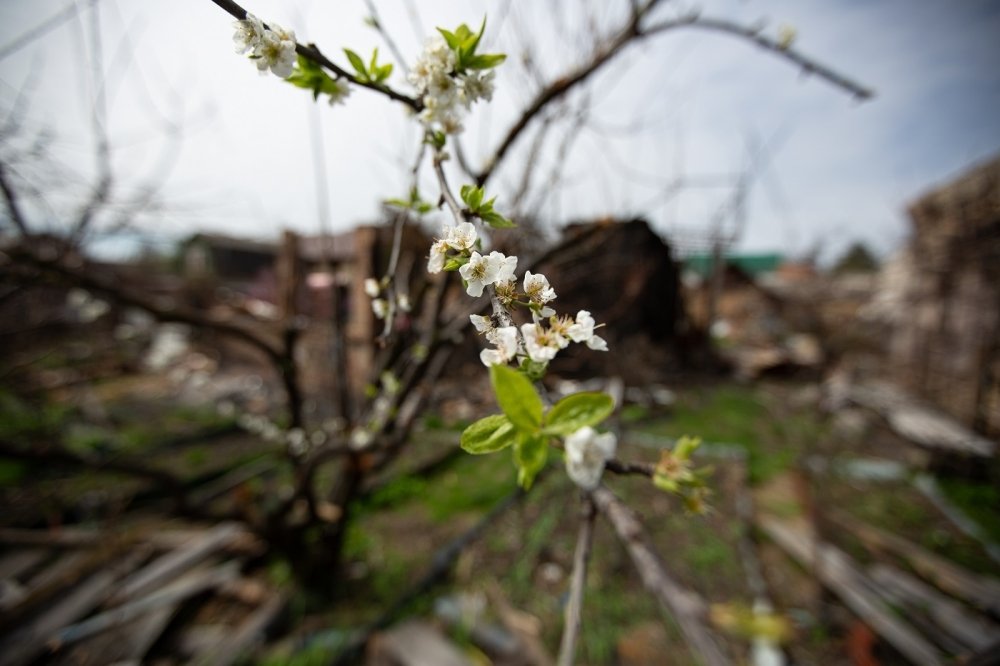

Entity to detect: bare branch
[475,6,871,186]
[362,0,410,77]
[0,0,98,62]
[592,486,732,666]
[643,15,874,100]
[0,162,30,235]
[556,494,596,666]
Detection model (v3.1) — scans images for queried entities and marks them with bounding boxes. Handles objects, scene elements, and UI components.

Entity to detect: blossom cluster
[408,37,495,134]
[233,13,297,78]
[364,277,411,320]
[425,219,607,370]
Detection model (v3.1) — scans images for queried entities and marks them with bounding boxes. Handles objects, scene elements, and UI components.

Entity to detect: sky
[1,0,998,263]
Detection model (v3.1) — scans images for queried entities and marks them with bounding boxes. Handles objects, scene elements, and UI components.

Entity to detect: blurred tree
[832,241,880,274]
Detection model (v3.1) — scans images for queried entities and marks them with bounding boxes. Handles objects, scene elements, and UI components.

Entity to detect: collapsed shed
[530,218,705,382]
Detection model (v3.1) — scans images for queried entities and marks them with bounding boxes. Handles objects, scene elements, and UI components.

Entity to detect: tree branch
[0,162,30,235]
[474,7,872,186]
[557,493,596,666]
[206,0,420,110]
[592,485,731,666]
[642,15,874,100]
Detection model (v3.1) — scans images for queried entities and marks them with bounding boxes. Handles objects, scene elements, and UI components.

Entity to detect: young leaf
[442,256,469,271]
[542,392,615,436]
[437,27,461,50]
[461,414,516,454]
[481,211,516,229]
[490,365,542,432]
[343,48,368,80]
[464,53,507,70]
[514,432,548,489]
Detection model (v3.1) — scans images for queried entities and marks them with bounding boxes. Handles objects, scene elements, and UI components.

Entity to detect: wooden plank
[847,382,996,457]
[110,522,242,604]
[49,562,239,651]
[0,550,146,666]
[368,620,473,666]
[0,546,150,630]
[869,563,1000,654]
[757,514,945,666]
[49,604,177,666]
[828,509,1000,617]
[0,549,47,581]
[190,588,288,666]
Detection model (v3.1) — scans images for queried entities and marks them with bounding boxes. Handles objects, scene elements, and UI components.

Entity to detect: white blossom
[459,251,502,297]
[254,26,297,78]
[408,36,456,90]
[523,271,556,305]
[564,426,617,490]
[327,80,351,106]
[364,278,380,298]
[396,293,412,312]
[372,298,388,319]
[480,326,518,366]
[521,323,561,363]
[459,70,495,106]
[492,252,518,283]
[567,310,608,351]
[444,222,477,251]
[470,314,493,336]
[428,239,448,274]
[233,13,265,54]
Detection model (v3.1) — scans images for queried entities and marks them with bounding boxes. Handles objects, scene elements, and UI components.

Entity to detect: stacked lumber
[756,507,1000,664]
[0,521,284,666]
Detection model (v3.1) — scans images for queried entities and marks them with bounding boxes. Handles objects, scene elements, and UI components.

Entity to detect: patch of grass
[620,404,650,423]
[937,476,1000,543]
[421,455,518,522]
[0,390,72,441]
[578,582,663,663]
[0,460,28,487]
[631,383,828,485]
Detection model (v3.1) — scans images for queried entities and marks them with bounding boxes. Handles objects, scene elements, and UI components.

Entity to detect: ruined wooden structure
[881,156,1000,437]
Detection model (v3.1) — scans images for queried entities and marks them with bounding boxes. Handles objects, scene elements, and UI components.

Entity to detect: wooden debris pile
[754,476,1000,665]
[0,521,285,666]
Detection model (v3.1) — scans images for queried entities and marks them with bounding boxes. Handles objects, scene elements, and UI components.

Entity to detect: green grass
[937,475,1000,543]
[630,383,827,484]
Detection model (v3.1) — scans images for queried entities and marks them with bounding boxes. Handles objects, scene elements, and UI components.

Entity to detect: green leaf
[464,53,507,70]
[514,432,547,489]
[424,131,447,150]
[481,211,516,229]
[542,392,615,436]
[369,48,379,74]
[490,365,542,432]
[343,48,368,80]
[375,63,393,82]
[461,414,517,454]
[436,28,461,50]
[459,184,485,211]
[442,256,468,271]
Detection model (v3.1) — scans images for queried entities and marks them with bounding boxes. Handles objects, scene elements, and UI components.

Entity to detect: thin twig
[474,6,872,186]
[362,0,409,77]
[592,485,732,666]
[557,493,596,666]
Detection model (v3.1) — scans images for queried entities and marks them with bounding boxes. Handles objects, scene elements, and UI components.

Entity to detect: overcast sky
[1,0,998,262]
